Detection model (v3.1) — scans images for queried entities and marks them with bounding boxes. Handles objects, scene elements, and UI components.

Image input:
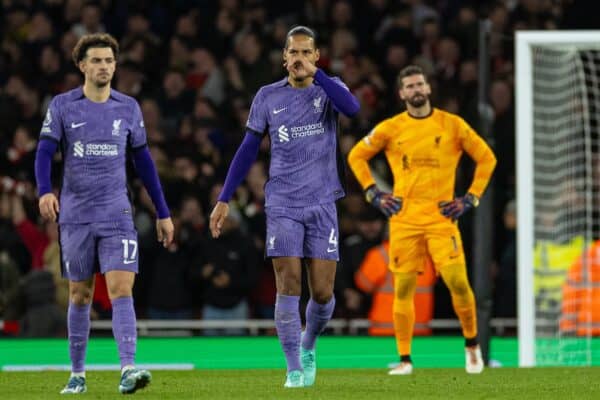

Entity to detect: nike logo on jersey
[273,107,286,114]
[326,247,337,253]
[123,259,136,264]
[71,122,87,128]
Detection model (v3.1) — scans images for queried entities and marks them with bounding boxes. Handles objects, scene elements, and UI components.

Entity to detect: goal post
[516,31,600,367]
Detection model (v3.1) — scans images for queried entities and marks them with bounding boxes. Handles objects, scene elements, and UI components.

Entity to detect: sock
[68,302,91,374]
[392,273,417,357]
[275,294,302,372]
[440,265,477,339]
[111,296,137,369]
[302,296,335,350]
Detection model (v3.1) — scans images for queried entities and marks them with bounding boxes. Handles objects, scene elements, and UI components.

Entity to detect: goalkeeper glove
[439,193,479,220]
[365,185,402,218]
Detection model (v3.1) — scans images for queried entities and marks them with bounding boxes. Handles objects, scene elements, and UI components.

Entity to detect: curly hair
[71,33,119,66]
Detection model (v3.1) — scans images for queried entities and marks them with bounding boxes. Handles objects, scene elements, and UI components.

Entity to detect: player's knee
[311,289,333,304]
[275,272,301,295]
[448,278,471,297]
[107,281,133,299]
[393,298,413,313]
[393,275,417,300]
[70,289,93,305]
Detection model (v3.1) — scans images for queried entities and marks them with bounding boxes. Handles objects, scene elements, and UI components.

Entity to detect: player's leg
[387,222,425,375]
[301,202,339,386]
[59,223,96,394]
[427,225,483,373]
[302,258,336,386]
[98,220,151,393]
[266,206,306,387]
[273,257,304,387]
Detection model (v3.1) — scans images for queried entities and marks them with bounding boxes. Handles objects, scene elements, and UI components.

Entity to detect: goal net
[516,31,600,367]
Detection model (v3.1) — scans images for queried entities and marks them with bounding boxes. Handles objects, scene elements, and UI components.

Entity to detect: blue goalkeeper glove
[439,193,479,220]
[365,185,402,218]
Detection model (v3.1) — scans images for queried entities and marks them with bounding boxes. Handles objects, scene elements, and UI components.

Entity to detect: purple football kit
[246,77,346,260]
[40,88,145,280]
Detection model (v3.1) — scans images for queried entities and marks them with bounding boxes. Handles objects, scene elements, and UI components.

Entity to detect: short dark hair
[285,25,317,49]
[72,33,119,66]
[397,65,426,88]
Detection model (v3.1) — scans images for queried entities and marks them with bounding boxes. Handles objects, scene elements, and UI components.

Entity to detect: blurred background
[0,0,594,361]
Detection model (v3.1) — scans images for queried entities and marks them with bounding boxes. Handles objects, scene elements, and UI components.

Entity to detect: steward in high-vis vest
[560,239,600,336]
[355,241,436,336]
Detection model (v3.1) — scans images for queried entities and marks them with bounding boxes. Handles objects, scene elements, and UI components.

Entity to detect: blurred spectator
[7,270,66,337]
[493,200,516,320]
[145,215,198,319]
[195,207,259,335]
[0,250,20,320]
[72,2,105,38]
[337,208,385,318]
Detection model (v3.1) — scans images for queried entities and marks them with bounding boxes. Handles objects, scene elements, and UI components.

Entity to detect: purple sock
[275,294,302,372]
[302,296,335,350]
[68,302,91,373]
[111,296,137,368]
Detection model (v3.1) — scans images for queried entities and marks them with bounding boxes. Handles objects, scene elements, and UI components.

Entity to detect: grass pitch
[1,367,600,400]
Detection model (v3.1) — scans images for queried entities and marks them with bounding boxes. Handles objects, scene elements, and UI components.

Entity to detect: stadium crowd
[0,0,592,336]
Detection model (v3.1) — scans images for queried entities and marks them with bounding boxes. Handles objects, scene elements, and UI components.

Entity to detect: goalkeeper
[347,65,496,375]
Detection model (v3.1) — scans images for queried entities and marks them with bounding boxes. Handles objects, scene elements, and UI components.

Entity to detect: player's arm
[131,146,173,247]
[35,99,63,222]
[347,125,402,217]
[313,69,360,117]
[209,130,261,238]
[440,119,497,220]
[461,123,497,199]
[211,87,268,238]
[129,101,173,247]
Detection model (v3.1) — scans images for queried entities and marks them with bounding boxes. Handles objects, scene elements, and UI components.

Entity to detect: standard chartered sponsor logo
[73,141,84,157]
[277,122,325,143]
[73,141,118,157]
[278,125,289,142]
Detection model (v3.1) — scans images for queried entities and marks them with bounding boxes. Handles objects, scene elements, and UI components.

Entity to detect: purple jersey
[39,88,146,223]
[246,77,346,207]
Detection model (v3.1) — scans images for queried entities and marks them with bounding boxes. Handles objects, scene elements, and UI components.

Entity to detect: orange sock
[392,273,417,357]
[440,265,477,339]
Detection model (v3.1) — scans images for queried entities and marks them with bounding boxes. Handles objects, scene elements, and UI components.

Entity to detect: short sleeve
[39,97,64,142]
[128,100,147,149]
[246,88,268,135]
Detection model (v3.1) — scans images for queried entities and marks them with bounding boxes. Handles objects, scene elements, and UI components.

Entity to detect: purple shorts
[265,203,339,260]
[59,219,139,281]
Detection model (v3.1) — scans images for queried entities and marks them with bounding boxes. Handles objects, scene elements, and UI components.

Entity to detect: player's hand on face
[39,193,60,222]
[285,57,316,78]
[156,217,174,248]
[209,201,229,238]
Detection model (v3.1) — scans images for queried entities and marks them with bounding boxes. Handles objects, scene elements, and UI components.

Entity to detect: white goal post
[516,31,600,367]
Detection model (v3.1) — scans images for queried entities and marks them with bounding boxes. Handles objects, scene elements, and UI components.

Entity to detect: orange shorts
[389,216,465,274]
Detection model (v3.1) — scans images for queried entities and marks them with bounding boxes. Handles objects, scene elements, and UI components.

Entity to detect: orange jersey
[347,108,496,202]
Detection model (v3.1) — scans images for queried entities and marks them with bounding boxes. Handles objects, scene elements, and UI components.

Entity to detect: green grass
[1,368,600,399]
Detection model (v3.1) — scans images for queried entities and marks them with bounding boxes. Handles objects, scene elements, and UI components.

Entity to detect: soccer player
[34,33,174,394]
[347,65,496,375]
[209,26,359,388]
